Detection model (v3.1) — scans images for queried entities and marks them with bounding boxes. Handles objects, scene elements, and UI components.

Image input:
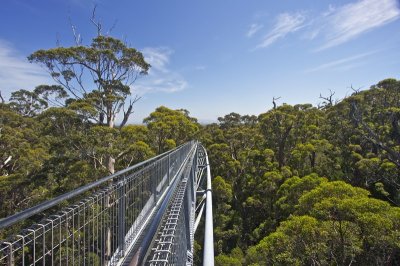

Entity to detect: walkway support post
[203,147,214,265]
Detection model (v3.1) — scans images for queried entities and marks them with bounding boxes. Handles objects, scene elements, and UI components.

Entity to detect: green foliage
[215,247,244,266]
[296,181,369,215]
[144,106,199,152]
[247,216,326,266]
[3,78,400,264]
[27,31,152,179]
[202,78,400,264]
[247,180,400,265]
[28,35,150,127]
[276,174,327,219]
[9,89,47,116]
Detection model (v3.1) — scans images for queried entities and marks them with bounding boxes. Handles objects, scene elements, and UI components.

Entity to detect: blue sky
[1,0,399,123]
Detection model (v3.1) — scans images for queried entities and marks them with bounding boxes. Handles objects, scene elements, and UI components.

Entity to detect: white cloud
[316,0,400,50]
[256,12,306,49]
[247,23,264,38]
[252,0,399,51]
[141,47,173,73]
[134,47,187,95]
[0,40,51,99]
[305,51,376,72]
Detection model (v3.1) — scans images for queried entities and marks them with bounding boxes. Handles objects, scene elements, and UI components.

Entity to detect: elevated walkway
[0,141,214,265]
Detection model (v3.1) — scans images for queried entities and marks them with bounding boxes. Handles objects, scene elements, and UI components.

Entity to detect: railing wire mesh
[0,141,195,266]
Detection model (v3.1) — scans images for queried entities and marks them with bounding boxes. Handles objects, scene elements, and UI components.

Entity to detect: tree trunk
[278,141,285,169]
[107,111,116,174]
[108,156,115,174]
[104,165,113,265]
[310,151,316,169]
[105,112,115,265]
[277,125,293,169]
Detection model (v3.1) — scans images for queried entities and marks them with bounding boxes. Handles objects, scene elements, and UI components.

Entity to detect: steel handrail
[0,143,186,229]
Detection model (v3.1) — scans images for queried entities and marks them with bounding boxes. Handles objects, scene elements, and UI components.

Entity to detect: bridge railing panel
[0,141,196,266]
[145,144,207,265]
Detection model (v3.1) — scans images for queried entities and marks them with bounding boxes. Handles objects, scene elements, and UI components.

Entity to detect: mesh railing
[0,141,196,266]
[145,145,207,266]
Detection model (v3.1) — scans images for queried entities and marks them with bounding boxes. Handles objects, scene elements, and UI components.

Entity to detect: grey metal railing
[0,141,197,266]
[143,144,214,266]
[145,143,197,265]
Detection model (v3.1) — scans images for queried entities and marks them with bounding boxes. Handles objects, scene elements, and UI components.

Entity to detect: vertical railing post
[192,148,197,202]
[167,153,171,185]
[183,181,192,256]
[118,179,126,257]
[203,145,215,265]
[5,242,13,266]
[152,163,157,206]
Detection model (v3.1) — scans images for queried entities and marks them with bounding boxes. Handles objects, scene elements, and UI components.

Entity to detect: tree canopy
[3,78,400,264]
[28,35,150,128]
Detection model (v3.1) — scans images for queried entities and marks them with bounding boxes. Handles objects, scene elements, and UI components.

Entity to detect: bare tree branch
[349,84,362,95]
[56,32,61,47]
[0,156,12,170]
[90,5,102,36]
[272,96,281,109]
[0,91,4,103]
[106,19,118,36]
[319,89,336,108]
[69,16,82,45]
[120,95,141,128]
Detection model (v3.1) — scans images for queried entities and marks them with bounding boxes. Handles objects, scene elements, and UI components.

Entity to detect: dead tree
[319,89,335,108]
[349,84,362,95]
[272,96,281,109]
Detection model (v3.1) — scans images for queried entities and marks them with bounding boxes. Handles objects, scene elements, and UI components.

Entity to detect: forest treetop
[2,49,400,265]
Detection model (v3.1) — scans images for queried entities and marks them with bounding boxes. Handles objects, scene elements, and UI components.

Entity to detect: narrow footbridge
[0,141,214,265]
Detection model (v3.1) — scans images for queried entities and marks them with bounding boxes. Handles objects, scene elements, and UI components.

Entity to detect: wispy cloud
[305,51,376,72]
[135,47,188,95]
[251,0,399,51]
[256,12,306,49]
[0,40,51,98]
[142,47,173,73]
[247,23,263,38]
[316,0,400,51]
